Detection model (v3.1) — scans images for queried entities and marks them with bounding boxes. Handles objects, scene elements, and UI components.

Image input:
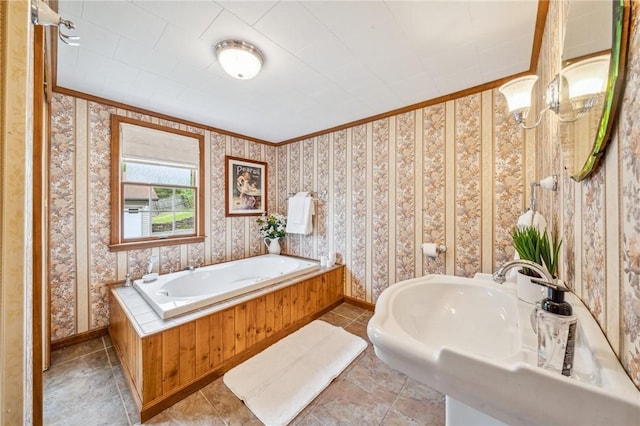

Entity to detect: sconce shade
[562,54,610,100]
[32,0,61,26]
[498,75,539,113]
[499,55,610,130]
[31,0,79,45]
[215,40,264,80]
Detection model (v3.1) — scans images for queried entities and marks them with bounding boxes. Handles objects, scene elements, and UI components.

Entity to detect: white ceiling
[563,0,611,61]
[56,1,539,142]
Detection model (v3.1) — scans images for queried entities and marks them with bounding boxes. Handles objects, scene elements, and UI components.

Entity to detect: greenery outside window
[110,115,205,251]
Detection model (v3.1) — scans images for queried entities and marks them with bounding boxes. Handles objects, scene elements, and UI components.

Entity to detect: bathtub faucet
[493,259,555,285]
[185,265,197,272]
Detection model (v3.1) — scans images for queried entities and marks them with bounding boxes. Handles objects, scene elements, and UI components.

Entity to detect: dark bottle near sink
[536,286,577,377]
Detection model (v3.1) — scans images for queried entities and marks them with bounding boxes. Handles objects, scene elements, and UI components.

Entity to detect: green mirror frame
[571,0,630,181]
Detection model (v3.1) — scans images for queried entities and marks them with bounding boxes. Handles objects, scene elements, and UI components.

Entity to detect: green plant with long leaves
[510,226,562,278]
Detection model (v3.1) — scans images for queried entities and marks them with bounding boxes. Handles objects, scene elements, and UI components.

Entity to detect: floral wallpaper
[88,102,117,329]
[279,91,527,303]
[396,112,416,283]
[454,95,482,277]
[582,165,605,324]
[49,94,77,340]
[350,124,368,300]
[301,138,315,258]
[160,245,181,274]
[332,130,349,286]
[210,131,228,264]
[371,120,391,301]
[620,0,640,388]
[316,134,330,260]
[493,93,523,267]
[422,104,446,276]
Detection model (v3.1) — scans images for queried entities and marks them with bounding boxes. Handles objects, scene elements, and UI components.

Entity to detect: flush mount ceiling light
[215,40,264,80]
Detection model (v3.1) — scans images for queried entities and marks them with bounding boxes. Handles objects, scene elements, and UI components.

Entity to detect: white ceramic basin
[367,274,640,425]
[391,280,519,358]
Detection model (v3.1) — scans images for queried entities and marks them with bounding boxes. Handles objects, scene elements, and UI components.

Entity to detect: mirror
[559,0,630,181]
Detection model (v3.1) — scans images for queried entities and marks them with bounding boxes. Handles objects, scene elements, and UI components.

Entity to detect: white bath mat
[223,320,367,426]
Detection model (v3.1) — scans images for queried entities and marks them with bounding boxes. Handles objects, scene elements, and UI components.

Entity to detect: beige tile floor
[44,303,445,425]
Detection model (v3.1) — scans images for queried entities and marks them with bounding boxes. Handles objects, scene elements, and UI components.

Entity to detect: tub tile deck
[44,303,445,425]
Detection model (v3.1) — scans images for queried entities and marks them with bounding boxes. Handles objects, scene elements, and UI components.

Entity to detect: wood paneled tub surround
[109,260,345,422]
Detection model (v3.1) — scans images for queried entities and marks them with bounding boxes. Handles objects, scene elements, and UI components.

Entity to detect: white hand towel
[286,193,313,235]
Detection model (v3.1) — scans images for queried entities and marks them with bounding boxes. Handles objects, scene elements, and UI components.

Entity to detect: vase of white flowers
[256,213,287,255]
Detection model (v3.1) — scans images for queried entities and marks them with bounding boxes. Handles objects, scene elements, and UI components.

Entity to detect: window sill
[109,236,206,252]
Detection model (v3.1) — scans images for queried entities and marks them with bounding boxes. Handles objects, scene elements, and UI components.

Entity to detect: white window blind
[120,123,200,168]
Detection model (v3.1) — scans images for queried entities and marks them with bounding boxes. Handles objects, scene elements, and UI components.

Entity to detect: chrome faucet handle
[124,273,132,287]
[493,272,508,284]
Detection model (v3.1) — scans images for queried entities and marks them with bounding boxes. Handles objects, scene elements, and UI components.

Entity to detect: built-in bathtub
[109,255,344,422]
[134,254,319,319]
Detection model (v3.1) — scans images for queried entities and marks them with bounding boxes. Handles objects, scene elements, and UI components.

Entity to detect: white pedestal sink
[367,274,640,425]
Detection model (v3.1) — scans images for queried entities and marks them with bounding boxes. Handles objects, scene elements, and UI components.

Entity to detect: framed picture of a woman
[225,156,267,216]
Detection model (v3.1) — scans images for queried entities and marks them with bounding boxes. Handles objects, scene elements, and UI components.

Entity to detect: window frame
[109,115,205,251]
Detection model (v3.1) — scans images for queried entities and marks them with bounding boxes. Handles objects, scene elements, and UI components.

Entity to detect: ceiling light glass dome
[215,40,264,80]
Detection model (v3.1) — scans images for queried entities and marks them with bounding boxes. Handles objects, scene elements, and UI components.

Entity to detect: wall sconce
[499,54,609,129]
[31,0,79,46]
[215,40,264,80]
[561,54,609,120]
[498,75,559,129]
[499,75,541,129]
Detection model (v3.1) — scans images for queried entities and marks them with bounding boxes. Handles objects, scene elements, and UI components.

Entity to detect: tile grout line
[379,392,403,425]
[51,347,107,367]
[114,373,134,426]
[383,375,411,423]
[103,344,134,425]
[198,389,228,425]
[341,365,399,425]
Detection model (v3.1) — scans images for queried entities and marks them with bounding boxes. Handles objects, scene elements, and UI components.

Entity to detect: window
[110,115,205,251]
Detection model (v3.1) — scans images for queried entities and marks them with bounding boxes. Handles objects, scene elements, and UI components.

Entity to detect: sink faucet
[493,259,555,285]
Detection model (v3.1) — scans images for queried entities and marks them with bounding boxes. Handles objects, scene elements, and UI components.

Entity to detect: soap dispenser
[535,285,577,377]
